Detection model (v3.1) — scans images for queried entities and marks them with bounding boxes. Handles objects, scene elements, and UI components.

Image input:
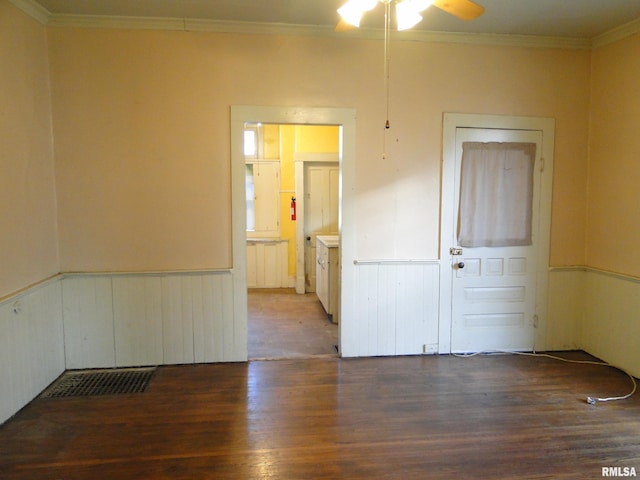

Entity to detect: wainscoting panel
[582,269,640,378]
[545,268,584,351]
[352,261,440,357]
[62,276,115,369]
[161,275,195,365]
[246,240,289,288]
[0,279,65,424]
[61,271,238,369]
[190,273,234,363]
[113,276,164,367]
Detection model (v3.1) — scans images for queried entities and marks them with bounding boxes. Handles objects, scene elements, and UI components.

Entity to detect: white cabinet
[246,240,289,288]
[316,235,339,324]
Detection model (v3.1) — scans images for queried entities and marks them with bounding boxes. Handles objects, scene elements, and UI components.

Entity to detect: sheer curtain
[458,142,536,247]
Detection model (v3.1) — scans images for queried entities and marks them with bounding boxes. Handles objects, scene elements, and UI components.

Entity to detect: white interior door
[304,163,339,292]
[448,127,544,353]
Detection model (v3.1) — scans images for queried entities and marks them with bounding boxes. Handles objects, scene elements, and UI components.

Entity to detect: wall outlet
[423,344,438,354]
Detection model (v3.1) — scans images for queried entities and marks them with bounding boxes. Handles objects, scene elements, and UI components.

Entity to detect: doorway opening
[231,106,357,361]
[243,123,340,359]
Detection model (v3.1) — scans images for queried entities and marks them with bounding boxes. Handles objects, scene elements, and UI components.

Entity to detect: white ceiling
[30,0,640,40]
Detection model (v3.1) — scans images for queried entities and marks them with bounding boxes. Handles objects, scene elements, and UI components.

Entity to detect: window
[243,124,262,159]
[244,124,279,236]
[244,129,257,158]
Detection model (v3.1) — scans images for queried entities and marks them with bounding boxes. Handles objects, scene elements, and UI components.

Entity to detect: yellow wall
[588,34,640,277]
[50,29,233,271]
[262,124,280,160]
[279,125,296,275]
[0,1,58,297]
[279,125,340,276]
[579,33,640,376]
[7,0,640,372]
[47,28,590,273]
[295,125,340,153]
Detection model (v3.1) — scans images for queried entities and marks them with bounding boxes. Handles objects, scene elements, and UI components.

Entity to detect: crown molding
[7,0,634,51]
[45,14,592,49]
[47,14,187,31]
[46,14,343,36]
[393,29,590,49]
[592,17,640,48]
[7,0,49,24]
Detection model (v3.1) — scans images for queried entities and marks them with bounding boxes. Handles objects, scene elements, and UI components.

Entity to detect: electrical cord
[453,350,637,405]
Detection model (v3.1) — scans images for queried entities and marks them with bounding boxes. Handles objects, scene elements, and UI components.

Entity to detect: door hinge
[540,157,545,172]
[533,314,539,328]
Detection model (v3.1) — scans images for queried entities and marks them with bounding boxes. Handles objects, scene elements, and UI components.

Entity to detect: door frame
[438,113,555,354]
[230,106,357,359]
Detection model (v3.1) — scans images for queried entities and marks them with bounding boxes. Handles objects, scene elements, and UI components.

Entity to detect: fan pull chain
[382,0,391,159]
[384,0,391,130]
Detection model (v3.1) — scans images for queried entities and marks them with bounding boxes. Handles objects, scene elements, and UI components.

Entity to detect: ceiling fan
[335,0,485,32]
[334,0,484,155]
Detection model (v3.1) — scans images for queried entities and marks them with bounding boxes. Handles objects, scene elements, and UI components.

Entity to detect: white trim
[231,106,356,358]
[0,274,61,305]
[395,30,590,49]
[43,13,594,50]
[48,14,187,31]
[8,0,636,51]
[62,268,232,278]
[7,0,49,24]
[582,265,640,285]
[548,265,587,272]
[294,160,306,294]
[592,17,640,48]
[353,259,439,265]
[293,152,339,163]
[439,113,555,354]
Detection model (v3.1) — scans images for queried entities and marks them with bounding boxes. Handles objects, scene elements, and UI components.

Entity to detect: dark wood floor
[1,352,638,479]
[248,288,338,359]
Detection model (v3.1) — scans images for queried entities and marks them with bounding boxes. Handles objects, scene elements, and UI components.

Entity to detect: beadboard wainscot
[545,267,584,351]
[61,270,242,369]
[246,239,290,288]
[0,277,65,424]
[348,259,440,357]
[582,268,640,378]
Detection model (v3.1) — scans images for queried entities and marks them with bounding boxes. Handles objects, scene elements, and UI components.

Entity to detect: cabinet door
[248,162,280,234]
[305,164,339,291]
[316,241,329,312]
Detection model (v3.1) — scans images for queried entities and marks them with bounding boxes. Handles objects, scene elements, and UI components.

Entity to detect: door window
[458,142,536,247]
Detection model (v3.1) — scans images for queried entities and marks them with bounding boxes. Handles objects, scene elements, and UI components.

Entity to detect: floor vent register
[40,367,156,398]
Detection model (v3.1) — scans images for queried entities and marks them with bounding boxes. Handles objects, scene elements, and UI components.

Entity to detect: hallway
[247,288,338,359]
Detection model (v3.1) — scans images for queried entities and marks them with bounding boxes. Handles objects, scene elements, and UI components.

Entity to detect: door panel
[249,162,279,234]
[304,163,339,292]
[450,128,543,353]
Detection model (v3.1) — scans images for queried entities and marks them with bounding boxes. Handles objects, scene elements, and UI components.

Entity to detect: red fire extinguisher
[290,196,297,221]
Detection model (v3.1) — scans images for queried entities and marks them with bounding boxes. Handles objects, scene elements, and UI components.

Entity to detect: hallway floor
[247,288,338,359]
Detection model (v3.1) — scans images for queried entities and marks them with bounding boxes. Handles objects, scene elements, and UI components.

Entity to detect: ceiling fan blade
[335,18,357,32]
[432,0,485,21]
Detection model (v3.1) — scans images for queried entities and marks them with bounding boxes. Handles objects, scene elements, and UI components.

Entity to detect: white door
[304,164,339,292]
[445,126,546,353]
